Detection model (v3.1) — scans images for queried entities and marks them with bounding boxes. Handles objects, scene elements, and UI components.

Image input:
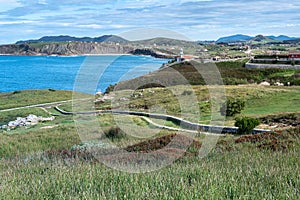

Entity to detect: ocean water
[0,55,168,94]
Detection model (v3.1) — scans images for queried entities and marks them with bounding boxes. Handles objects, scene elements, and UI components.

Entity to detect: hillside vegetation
[0,89,73,110]
[115,60,300,90]
[0,60,299,199]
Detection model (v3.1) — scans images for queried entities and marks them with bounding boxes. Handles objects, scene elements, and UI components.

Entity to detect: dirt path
[140,116,223,136]
[55,106,271,134]
[0,100,73,113]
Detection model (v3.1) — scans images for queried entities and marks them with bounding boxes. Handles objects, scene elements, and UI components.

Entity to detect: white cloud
[0,0,299,44]
[118,28,191,41]
[77,24,103,29]
[0,20,37,25]
[0,0,21,12]
[24,29,35,33]
[109,24,132,28]
[286,24,300,27]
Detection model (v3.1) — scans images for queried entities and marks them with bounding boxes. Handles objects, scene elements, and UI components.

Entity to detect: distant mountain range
[15,34,299,45]
[16,35,128,44]
[216,34,298,43]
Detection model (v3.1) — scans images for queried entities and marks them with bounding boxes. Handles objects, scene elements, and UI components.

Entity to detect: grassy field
[243,87,300,116]
[93,85,300,125]
[0,89,73,110]
[0,130,299,199]
[1,60,300,199]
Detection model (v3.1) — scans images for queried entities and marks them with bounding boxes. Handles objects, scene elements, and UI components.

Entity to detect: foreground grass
[0,147,299,199]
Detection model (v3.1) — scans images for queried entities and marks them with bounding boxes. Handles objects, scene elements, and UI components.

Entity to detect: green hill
[115,60,300,90]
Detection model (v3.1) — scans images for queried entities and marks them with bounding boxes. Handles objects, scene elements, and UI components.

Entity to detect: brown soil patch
[235,131,295,151]
[42,134,202,163]
[259,113,300,128]
[235,132,277,144]
[125,134,202,156]
[257,140,293,151]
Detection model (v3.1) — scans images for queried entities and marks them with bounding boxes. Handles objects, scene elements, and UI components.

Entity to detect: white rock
[259,81,270,86]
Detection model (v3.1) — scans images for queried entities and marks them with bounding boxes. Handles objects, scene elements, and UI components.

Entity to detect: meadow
[0,61,299,199]
[0,129,299,199]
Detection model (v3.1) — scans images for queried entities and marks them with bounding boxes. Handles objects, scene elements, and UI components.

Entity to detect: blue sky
[0,0,300,44]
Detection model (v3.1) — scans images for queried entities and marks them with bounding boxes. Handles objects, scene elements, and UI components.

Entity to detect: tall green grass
[0,148,299,199]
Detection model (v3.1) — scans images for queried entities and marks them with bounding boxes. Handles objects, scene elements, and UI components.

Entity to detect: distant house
[288,51,300,60]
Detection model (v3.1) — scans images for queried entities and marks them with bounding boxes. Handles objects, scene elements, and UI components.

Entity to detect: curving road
[0,100,73,113]
[54,106,271,134]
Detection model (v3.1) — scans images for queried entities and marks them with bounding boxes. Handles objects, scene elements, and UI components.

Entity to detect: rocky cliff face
[38,43,134,55]
[0,42,134,55]
[0,44,36,55]
[0,42,175,59]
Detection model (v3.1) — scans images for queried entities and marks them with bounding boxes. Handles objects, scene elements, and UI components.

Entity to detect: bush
[181,90,193,96]
[104,126,127,141]
[234,117,260,134]
[13,90,21,94]
[223,77,248,85]
[220,98,245,116]
[104,84,116,94]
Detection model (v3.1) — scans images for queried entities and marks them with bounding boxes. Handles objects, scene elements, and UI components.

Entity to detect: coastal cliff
[0,42,174,58]
[0,44,36,55]
[0,42,134,55]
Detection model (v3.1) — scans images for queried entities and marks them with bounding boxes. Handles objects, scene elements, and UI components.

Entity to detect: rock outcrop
[1,114,55,130]
[0,44,37,55]
[0,42,176,58]
[0,42,135,56]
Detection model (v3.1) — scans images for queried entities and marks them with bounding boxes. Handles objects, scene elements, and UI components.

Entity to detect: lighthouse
[177,48,184,62]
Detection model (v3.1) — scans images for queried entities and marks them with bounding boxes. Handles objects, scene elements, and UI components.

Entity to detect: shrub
[234,117,260,134]
[104,84,116,94]
[13,90,21,94]
[181,90,193,96]
[104,126,127,141]
[137,83,166,89]
[199,101,211,113]
[220,98,245,116]
[223,77,248,85]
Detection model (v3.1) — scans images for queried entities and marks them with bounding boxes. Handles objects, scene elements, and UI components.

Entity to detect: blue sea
[0,55,168,94]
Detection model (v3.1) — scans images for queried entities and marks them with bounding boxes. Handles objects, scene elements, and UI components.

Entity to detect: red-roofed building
[288,51,300,60]
[176,48,196,62]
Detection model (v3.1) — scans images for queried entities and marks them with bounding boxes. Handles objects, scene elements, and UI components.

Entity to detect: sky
[0,0,300,44]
